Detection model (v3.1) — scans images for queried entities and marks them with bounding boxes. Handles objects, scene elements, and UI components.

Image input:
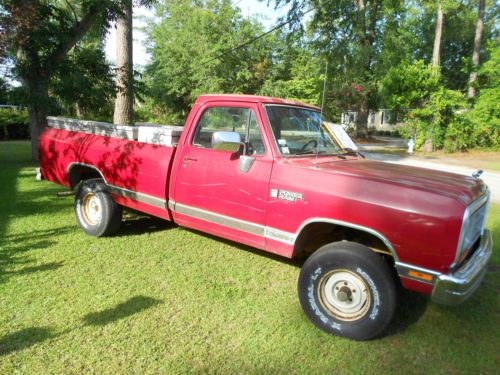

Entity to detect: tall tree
[280,0,394,136]
[113,0,134,125]
[353,0,379,137]
[146,0,269,122]
[404,0,491,91]
[467,0,485,98]
[259,34,323,105]
[0,1,123,160]
[432,0,443,68]
[51,38,116,119]
[0,76,9,104]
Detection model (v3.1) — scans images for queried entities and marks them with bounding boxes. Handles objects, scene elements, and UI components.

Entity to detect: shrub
[467,88,500,148]
[0,109,30,140]
[444,115,475,152]
[398,88,467,151]
[381,60,440,114]
[466,42,500,148]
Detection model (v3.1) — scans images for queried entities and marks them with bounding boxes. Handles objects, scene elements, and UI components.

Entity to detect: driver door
[172,102,273,249]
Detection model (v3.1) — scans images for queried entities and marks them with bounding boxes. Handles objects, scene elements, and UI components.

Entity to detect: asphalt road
[364,151,500,203]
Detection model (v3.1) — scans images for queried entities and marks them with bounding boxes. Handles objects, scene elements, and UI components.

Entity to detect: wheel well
[68,164,104,189]
[293,222,395,263]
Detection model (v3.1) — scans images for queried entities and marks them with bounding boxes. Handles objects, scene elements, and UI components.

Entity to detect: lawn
[417,149,500,172]
[0,141,499,374]
[360,140,500,172]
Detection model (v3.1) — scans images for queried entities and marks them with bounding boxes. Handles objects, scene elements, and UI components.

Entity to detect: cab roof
[195,94,320,111]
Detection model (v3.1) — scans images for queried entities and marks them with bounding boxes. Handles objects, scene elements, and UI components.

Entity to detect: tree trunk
[113,1,134,125]
[432,0,443,68]
[25,79,49,161]
[11,2,106,160]
[355,108,368,138]
[428,0,443,151]
[467,0,485,99]
[354,0,378,138]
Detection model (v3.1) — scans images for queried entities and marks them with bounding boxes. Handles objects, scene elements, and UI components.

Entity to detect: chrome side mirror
[212,131,242,153]
[212,131,255,173]
[238,155,255,173]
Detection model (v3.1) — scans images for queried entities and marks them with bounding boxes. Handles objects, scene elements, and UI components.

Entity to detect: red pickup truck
[39,94,492,340]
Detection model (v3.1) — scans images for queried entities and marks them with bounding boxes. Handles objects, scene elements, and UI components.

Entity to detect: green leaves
[381,60,441,112]
[145,0,271,121]
[50,41,115,119]
[466,41,500,149]
[0,108,29,140]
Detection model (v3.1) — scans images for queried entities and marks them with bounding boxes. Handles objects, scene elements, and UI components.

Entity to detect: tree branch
[46,4,106,75]
[63,0,79,22]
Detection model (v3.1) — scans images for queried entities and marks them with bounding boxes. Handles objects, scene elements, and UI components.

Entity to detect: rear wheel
[298,241,397,340]
[75,179,122,237]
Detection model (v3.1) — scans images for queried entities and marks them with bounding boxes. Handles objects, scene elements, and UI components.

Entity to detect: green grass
[363,147,500,172]
[0,140,499,374]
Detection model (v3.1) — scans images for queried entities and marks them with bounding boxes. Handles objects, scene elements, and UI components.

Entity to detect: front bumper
[431,229,492,306]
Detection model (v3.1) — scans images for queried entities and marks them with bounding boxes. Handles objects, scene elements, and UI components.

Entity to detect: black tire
[74,179,123,237]
[298,241,397,341]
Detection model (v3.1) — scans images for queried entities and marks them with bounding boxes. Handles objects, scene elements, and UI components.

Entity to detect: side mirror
[212,131,256,173]
[212,131,243,153]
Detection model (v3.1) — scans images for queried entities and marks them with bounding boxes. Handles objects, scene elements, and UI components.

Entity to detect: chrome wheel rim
[82,193,102,226]
[318,269,371,321]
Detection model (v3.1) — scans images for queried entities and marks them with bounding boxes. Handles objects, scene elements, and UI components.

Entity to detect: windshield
[265,105,341,156]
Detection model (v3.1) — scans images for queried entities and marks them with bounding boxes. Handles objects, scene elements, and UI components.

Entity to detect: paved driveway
[364,151,500,203]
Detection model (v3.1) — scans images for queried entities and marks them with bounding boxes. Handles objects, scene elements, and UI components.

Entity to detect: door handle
[183,156,198,162]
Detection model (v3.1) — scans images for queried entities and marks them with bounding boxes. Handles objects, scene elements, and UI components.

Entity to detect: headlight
[453,192,490,268]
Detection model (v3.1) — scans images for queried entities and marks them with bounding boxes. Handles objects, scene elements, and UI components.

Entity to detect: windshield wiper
[338,148,365,158]
[294,150,346,159]
[295,150,319,155]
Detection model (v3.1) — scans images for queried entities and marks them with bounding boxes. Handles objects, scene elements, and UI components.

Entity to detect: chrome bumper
[431,229,492,306]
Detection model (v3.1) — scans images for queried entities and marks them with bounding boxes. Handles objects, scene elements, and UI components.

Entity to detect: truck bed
[39,119,179,220]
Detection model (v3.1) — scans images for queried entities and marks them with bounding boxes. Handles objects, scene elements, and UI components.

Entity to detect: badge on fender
[271,188,304,202]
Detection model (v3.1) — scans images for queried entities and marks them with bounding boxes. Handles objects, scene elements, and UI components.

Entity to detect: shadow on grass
[0,295,161,357]
[386,288,429,336]
[117,215,176,237]
[183,228,304,269]
[0,327,57,356]
[0,227,73,284]
[83,296,162,326]
[184,228,432,336]
[1,226,74,243]
[0,240,59,284]
[5,261,64,276]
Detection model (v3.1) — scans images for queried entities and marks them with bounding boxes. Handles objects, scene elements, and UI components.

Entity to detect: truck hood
[284,157,484,206]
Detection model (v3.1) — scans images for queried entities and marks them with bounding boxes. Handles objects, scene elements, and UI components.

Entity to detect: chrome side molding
[106,185,167,209]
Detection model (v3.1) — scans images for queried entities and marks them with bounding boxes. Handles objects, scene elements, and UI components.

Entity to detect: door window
[192,106,265,155]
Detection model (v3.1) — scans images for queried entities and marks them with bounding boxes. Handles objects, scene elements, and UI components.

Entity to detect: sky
[104,0,289,67]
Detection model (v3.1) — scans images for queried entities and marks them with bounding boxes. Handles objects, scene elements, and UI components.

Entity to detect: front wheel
[75,179,123,237]
[298,241,397,341]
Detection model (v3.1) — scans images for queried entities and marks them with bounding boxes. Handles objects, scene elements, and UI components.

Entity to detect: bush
[398,88,467,152]
[467,88,500,148]
[466,42,500,148]
[381,60,440,114]
[0,109,30,140]
[443,115,475,152]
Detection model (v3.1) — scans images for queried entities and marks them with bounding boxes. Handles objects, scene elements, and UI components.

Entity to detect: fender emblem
[271,188,304,202]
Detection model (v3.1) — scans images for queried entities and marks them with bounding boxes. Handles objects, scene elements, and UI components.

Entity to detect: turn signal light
[408,270,433,282]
